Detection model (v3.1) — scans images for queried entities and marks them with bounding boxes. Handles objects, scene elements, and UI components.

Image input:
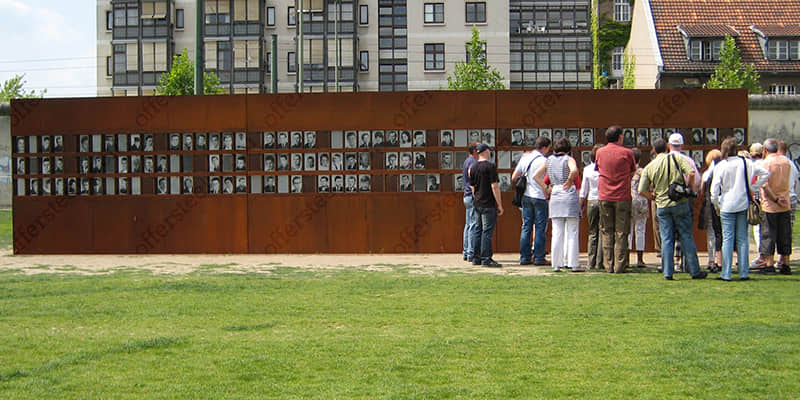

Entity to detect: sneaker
[472,258,482,266]
[664,276,674,280]
[463,255,469,261]
[750,258,766,269]
[691,271,708,279]
[778,263,792,275]
[519,260,533,265]
[570,267,586,272]
[757,266,777,275]
[482,259,502,268]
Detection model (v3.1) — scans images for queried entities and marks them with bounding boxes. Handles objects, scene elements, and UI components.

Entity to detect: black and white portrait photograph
[118,156,128,173]
[235,154,247,171]
[209,177,221,194]
[28,179,38,196]
[118,178,128,195]
[580,128,594,146]
[318,153,330,171]
[276,131,289,149]
[91,156,103,173]
[103,135,115,152]
[222,133,234,150]
[183,134,194,151]
[331,175,344,192]
[499,173,511,192]
[345,175,358,192]
[399,152,413,169]
[156,155,168,172]
[130,134,141,151]
[637,128,649,146]
[581,150,592,166]
[345,153,358,170]
[67,178,77,195]
[539,128,552,140]
[413,152,426,169]
[290,131,304,148]
[468,129,481,144]
[650,128,663,145]
[552,129,565,142]
[497,151,510,169]
[263,154,275,171]
[441,130,455,146]
[41,178,51,195]
[440,152,454,169]
[219,176,232,194]
[276,154,289,171]
[413,130,426,147]
[567,129,580,147]
[372,130,385,147]
[691,128,703,145]
[454,129,468,147]
[54,178,64,195]
[385,130,400,147]
[359,131,372,148]
[427,174,440,192]
[317,175,330,192]
[130,156,140,173]
[705,128,718,145]
[511,129,524,146]
[196,133,207,150]
[263,176,276,193]
[53,135,63,152]
[359,175,371,192]
[78,157,89,174]
[358,152,370,170]
[236,132,247,150]
[399,130,412,148]
[291,153,303,171]
[525,129,538,146]
[156,177,168,194]
[77,178,87,195]
[331,153,343,170]
[305,153,316,171]
[40,157,51,174]
[413,174,427,192]
[40,136,51,153]
[511,151,523,170]
[691,150,705,169]
[115,134,127,152]
[91,178,102,195]
[79,135,90,152]
[14,137,26,153]
[143,156,154,173]
[345,131,358,148]
[14,158,25,174]
[622,128,635,147]
[400,174,412,192]
[454,174,464,192]
[482,129,495,147]
[734,128,746,146]
[143,134,154,151]
[385,153,399,169]
[169,133,181,150]
[236,176,247,193]
[182,176,193,194]
[263,132,275,149]
[209,155,221,172]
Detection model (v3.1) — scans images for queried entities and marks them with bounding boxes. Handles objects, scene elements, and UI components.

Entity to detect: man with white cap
[668,133,700,192]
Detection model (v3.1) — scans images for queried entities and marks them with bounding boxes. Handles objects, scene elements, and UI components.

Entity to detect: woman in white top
[580,144,603,269]
[710,138,770,281]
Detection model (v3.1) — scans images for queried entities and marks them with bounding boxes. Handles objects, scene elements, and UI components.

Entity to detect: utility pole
[298,0,304,93]
[271,34,278,93]
[195,0,205,95]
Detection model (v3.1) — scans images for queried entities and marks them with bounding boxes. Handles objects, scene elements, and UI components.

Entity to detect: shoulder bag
[667,154,693,202]
[741,156,763,225]
[512,155,540,207]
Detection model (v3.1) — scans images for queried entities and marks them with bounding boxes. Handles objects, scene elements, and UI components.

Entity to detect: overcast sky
[0,0,97,98]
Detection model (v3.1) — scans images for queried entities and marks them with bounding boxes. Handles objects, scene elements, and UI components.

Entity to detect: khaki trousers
[650,201,661,251]
[599,200,632,273]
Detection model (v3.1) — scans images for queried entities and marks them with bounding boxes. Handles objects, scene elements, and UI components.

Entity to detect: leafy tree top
[1,74,46,102]
[704,35,763,94]
[447,26,505,91]
[155,48,223,96]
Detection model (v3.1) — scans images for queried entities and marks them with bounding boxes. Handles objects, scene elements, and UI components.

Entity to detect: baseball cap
[668,133,684,146]
[477,143,492,153]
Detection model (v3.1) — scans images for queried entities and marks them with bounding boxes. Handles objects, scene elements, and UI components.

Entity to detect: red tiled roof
[649,0,800,73]
[752,25,800,37]
[678,24,739,37]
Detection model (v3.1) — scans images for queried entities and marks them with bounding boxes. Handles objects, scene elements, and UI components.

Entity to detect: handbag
[512,155,540,207]
[742,156,763,225]
[667,154,693,201]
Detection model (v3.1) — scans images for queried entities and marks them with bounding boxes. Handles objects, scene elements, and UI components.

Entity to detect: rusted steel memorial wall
[10,89,748,254]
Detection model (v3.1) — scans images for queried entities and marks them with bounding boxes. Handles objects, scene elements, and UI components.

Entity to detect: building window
[379,61,408,91]
[106,11,113,30]
[769,84,797,95]
[689,39,723,61]
[288,6,296,26]
[176,9,184,29]
[612,46,624,75]
[205,13,230,24]
[465,42,486,62]
[288,52,297,72]
[425,43,445,70]
[359,51,369,71]
[265,52,272,73]
[424,3,444,24]
[465,2,486,23]
[614,0,630,22]
[267,7,275,26]
[113,44,127,74]
[106,56,113,76]
[359,5,368,25]
[767,39,800,60]
[113,2,138,28]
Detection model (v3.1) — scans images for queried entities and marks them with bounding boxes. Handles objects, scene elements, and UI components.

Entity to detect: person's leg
[651,201,661,251]
[599,201,616,273]
[614,201,632,273]
[587,200,600,268]
[532,198,549,263]
[551,218,564,271]
[712,211,723,267]
[519,197,534,263]
[760,212,777,268]
[706,209,716,265]
[776,211,792,273]
[481,207,498,264]
[657,206,676,279]
[675,202,703,278]
[566,217,580,269]
[635,215,646,265]
[463,195,474,259]
[719,211,736,281]
[471,207,484,264]
[735,211,750,279]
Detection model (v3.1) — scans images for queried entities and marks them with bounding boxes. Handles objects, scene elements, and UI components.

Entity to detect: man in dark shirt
[461,142,479,261]
[469,143,504,267]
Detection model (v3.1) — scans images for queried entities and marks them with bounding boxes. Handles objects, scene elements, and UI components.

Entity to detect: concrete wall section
[0,103,11,207]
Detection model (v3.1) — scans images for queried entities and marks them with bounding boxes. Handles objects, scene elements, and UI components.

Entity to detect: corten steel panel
[246,91,496,132]
[12,197,90,254]
[496,89,748,129]
[248,194,336,253]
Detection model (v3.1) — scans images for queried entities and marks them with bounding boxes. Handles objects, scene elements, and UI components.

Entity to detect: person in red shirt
[595,125,636,273]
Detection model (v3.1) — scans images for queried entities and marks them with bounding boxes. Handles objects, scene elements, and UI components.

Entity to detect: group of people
[461,125,794,281]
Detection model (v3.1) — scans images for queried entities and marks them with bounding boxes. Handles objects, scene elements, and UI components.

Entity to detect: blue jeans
[720,211,749,280]
[657,202,701,278]
[472,206,498,264]
[520,196,548,262]
[463,195,477,258]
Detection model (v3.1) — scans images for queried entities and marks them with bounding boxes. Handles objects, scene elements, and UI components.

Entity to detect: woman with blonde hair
[699,149,723,272]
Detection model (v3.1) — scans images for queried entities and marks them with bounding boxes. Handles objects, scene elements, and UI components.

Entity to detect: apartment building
[97,0,593,96]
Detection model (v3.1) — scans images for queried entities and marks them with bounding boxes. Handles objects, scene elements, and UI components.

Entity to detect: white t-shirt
[580,162,599,201]
[516,150,547,199]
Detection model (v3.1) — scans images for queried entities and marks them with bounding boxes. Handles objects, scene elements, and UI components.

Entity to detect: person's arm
[710,168,722,209]
[491,182,504,216]
[511,160,524,182]
[532,161,548,194]
[751,162,770,192]
[563,157,578,190]
[637,167,654,201]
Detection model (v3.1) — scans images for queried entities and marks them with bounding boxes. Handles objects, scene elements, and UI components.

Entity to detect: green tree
[704,35,763,93]
[0,74,46,101]
[155,48,223,95]
[622,52,636,89]
[447,27,505,90]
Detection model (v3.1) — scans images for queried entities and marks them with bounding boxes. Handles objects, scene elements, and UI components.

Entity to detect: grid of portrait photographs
[13,128,743,196]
